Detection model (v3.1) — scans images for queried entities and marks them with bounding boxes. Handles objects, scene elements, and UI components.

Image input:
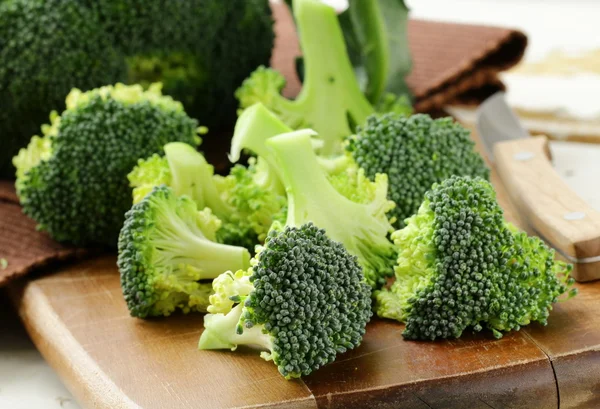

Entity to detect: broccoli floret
[85,0,274,130]
[13,83,201,246]
[235,0,374,155]
[374,176,577,340]
[199,223,372,379]
[265,129,396,288]
[129,141,286,251]
[229,105,396,287]
[118,186,251,318]
[347,113,490,228]
[0,0,126,177]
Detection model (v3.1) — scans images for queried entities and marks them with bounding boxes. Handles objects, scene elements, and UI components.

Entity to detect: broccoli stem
[199,304,273,353]
[266,130,358,228]
[230,103,292,163]
[153,207,250,279]
[164,142,231,219]
[288,0,374,155]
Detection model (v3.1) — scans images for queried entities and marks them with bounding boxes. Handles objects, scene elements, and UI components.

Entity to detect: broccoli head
[85,0,274,130]
[129,142,286,252]
[347,113,490,228]
[374,176,577,340]
[13,83,201,246]
[118,185,251,318]
[0,0,126,177]
[235,0,374,155]
[199,223,372,379]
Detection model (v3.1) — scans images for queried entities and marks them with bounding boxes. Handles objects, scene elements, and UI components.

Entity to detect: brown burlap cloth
[0,4,526,287]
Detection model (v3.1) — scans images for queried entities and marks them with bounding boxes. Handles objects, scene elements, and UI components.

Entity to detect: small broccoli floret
[118,186,251,318]
[13,83,201,246]
[199,223,372,379]
[347,113,490,228]
[261,129,396,289]
[129,141,286,251]
[236,0,374,155]
[374,176,576,340]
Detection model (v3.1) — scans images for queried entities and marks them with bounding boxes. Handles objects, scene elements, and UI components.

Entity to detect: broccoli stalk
[374,176,577,340]
[199,304,273,354]
[118,185,251,318]
[263,129,396,288]
[235,0,374,155]
[164,142,231,217]
[199,223,372,379]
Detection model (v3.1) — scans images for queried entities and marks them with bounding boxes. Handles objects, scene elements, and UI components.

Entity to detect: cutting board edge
[9,281,143,409]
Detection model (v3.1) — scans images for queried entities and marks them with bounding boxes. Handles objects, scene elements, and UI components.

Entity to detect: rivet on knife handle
[494,136,600,282]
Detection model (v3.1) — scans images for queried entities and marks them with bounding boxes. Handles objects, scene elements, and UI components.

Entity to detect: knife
[477,92,600,282]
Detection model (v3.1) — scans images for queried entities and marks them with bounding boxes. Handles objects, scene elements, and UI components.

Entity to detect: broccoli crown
[374,176,576,340]
[13,83,201,246]
[264,129,397,289]
[235,0,374,155]
[118,185,251,318]
[199,223,372,379]
[347,113,490,228]
[0,0,126,176]
[85,0,274,130]
[129,142,286,252]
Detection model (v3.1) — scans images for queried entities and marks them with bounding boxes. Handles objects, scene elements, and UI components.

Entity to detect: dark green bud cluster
[0,0,126,176]
[18,96,199,246]
[400,176,574,340]
[347,113,490,228]
[243,223,372,378]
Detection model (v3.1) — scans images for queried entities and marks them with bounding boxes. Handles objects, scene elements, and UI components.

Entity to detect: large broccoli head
[199,223,373,379]
[118,185,251,318]
[13,83,201,246]
[347,113,490,228]
[0,0,126,176]
[374,176,576,340]
[85,0,274,130]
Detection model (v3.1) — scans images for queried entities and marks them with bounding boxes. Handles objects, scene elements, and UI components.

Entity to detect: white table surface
[2,1,600,408]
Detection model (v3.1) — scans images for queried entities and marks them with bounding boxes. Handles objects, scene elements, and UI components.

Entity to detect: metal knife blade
[476,91,530,162]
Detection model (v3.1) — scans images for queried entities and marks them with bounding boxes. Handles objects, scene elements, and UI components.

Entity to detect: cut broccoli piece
[236,0,374,155]
[199,223,372,379]
[118,186,251,318]
[13,83,201,246]
[347,113,490,228]
[263,129,396,288]
[0,0,126,177]
[129,141,286,251]
[374,176,577,340]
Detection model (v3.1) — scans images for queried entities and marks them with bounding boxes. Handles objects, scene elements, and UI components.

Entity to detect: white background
[1,1,599,408]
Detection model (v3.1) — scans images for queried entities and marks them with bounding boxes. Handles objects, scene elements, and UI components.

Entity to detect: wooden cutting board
[6,133,600,409]
[4,5,599,409]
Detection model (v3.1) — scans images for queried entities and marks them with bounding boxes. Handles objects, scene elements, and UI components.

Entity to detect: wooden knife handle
[494,136,600,282]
